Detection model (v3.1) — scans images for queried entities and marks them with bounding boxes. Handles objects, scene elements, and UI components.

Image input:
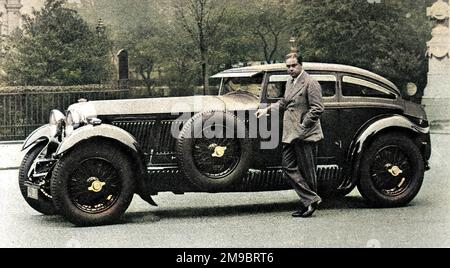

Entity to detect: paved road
[1,134,449,248]
[0,142,23,170]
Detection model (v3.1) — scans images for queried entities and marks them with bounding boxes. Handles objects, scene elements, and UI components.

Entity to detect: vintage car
[19,63,431,226]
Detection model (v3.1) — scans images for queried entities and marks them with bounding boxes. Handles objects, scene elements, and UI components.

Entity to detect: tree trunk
[201,53,209,95]
[139,64,154,96]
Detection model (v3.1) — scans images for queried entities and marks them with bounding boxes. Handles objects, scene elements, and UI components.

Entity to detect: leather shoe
[291,209,306,217]
[300,203,317,218]
[291,200,321,218]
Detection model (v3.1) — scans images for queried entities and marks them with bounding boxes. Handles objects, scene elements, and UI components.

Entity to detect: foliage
[289,0,432,97]
[213,1,285,70]
[1,0,112,86]
[241,0,291,63]
[77,0,167,92]
[164,0,228,93]
[2,0,435,100]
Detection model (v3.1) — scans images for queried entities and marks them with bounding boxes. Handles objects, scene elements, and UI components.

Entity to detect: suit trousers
[282,140,322,208]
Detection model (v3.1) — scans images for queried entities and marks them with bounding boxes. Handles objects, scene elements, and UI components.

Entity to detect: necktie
[285,78,294,98]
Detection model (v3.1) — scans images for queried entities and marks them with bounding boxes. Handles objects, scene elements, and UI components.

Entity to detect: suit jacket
[271,71,325,143]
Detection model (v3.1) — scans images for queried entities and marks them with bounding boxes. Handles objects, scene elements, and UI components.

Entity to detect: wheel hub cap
[211,146,227,158]
[388,166,403,177]
[88,178,106,193]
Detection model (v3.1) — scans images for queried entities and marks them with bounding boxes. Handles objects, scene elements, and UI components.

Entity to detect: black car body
[19,63,431,226]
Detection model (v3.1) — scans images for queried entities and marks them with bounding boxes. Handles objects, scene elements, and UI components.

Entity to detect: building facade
[0,0,22,37]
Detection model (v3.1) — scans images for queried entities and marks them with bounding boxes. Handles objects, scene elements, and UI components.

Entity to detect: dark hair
[285,53,303,66]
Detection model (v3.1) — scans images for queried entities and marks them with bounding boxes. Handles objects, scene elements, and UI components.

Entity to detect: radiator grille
[112,119,182,155]
[112,120,157,153]
[156,120,182,154]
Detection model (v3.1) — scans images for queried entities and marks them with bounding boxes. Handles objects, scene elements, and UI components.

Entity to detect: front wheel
[51,142,135,226]
[357,133,425,207]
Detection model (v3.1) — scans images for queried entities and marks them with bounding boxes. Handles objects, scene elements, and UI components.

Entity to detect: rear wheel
[357,133,424,207]
[51,142,135,226]
[18,142,57,215]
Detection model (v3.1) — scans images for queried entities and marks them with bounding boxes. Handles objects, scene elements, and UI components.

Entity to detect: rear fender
[343,115,429,189]
[351,115,429,156]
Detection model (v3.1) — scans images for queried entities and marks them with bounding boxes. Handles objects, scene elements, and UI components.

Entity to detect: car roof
[211,62,400,95]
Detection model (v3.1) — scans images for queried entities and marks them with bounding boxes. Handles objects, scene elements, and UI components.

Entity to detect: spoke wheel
[357,133,425,207]
[68,158,122,214]
[177,111,253,192]
[370,145,412,197]
[192,124,241,179]
[51,141,135,226]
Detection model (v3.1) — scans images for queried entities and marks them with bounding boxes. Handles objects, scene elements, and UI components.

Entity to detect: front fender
[55,123,158,206]
[55,124,139,155]
[22,124,54,151]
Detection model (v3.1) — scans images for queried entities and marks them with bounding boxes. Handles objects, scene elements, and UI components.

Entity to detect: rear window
[342,76,396,100]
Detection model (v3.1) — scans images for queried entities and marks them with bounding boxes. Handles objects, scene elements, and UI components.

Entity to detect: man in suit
[255,53,324,217]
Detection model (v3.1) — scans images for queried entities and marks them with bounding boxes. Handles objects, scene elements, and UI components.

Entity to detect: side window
[342,76,396,99]
[267,74,337,98]
[267,75,289,98]
[310,75,337,97]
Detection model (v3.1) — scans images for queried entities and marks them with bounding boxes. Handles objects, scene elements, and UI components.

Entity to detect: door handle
[334,140,342,148]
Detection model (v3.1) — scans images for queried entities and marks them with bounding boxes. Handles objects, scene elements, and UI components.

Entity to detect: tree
[77,0,167,91]
[208,2,256,71]
[212,0,287,69]
[74,0,433,100]
[2,0,112,86]
[119,26,164,93]
[168,0,227,94]
[288,0,432,98]
[244,0,290,63]
[73,0,291,94]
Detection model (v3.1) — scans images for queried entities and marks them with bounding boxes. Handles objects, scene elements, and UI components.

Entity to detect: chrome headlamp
[49,110,66,126]
[64,102,98,136]
[66,110,84,128]
[49,110,66,137]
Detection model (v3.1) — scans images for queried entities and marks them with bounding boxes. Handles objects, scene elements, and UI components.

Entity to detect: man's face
[286,57,302,78]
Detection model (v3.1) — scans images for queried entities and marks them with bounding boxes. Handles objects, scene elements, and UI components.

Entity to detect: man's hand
[255,107,269,118]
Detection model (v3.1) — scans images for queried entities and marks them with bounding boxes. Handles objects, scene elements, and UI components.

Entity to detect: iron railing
[0,88,129,141]
[0,84,219,141]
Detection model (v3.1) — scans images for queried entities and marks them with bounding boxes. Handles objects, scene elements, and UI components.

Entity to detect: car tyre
[18,142,57,215]
[177,111,252,192]
[51,142,135,226]
[357,133,424,207]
